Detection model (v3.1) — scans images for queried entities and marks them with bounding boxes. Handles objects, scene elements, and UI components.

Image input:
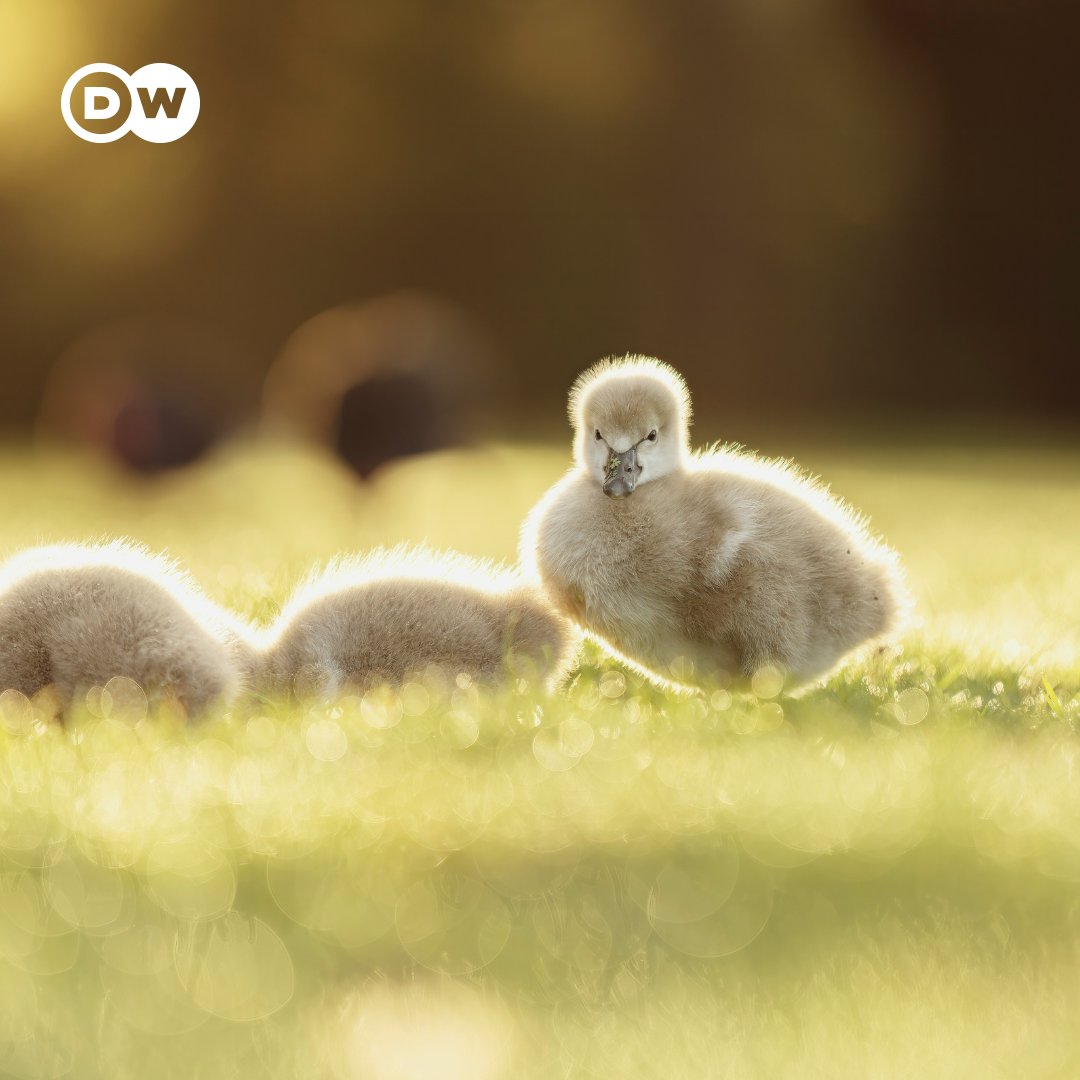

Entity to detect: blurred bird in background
[37,318,250,474]
[261,291,498,480]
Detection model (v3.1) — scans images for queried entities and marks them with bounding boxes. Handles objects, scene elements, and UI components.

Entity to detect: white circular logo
[61,62,200,144]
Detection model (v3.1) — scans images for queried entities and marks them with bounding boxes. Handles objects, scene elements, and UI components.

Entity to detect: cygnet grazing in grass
[254,547,577,697]
[0,542,252,718]
[521,356,908,689]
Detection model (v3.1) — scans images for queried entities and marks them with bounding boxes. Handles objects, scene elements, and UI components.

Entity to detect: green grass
[0,438,1078,1079]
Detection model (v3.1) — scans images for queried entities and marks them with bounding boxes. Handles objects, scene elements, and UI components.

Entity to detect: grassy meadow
[0,436,1078,1079]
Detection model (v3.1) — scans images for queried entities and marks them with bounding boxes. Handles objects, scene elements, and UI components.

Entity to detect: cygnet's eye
[594,429,603,441]
[647,429,658,442]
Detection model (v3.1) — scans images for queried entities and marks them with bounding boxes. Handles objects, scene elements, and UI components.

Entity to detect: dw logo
[61,63,200,144]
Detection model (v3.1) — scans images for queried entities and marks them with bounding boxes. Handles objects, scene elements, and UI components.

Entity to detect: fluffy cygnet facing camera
[522,356,908,689]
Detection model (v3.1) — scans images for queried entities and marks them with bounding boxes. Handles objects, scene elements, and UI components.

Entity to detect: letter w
[138,86,186,118]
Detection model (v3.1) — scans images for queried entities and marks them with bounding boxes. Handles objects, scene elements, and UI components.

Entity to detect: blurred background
[0,0,1077,474]
[1,12,1078,1076]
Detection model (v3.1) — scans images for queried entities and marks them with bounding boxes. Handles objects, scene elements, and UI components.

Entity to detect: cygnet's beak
[603,446,638,498]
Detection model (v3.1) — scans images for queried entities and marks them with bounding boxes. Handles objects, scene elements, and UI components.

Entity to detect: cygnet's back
[0,543,249,717]
[683,448,905,678]
[257,547,576,696]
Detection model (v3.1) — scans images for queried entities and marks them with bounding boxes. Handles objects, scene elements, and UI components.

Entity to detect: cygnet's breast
[541,481,696,650]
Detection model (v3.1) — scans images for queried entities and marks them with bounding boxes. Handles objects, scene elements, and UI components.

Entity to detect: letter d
[84,86,121,120]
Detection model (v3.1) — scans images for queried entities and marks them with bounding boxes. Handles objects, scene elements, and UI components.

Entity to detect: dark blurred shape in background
[334,374,450,480]
[110,383,216,474]
[262,291,496,477]
[37,318,248,472]
[1,0,1077,441]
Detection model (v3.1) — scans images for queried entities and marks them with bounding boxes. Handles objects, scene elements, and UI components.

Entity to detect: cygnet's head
[569,356,691,497]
